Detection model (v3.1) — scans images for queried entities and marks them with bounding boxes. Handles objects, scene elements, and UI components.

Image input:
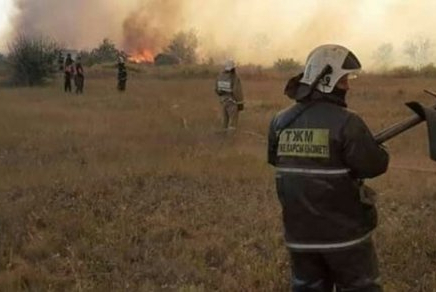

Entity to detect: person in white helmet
[215,60,244,131]
[268,44,389,291]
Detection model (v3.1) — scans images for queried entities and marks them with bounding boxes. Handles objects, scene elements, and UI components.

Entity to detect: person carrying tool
[268,44,389,292]
[117,57,128,92]
[215,60,244,131]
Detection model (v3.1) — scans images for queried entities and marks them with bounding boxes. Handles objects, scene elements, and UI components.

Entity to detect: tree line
[1,33,436,87]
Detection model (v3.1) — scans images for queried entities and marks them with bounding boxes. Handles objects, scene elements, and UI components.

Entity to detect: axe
[374,89,436,161]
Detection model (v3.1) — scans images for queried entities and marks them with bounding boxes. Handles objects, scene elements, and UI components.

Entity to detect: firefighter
[215,60,244,131]
[117,57,127,91]
[268,44,389,292]
[64,53,74,93]
[74,56,85,94]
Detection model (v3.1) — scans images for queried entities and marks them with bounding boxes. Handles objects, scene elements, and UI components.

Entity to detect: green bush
[7,35,59,86]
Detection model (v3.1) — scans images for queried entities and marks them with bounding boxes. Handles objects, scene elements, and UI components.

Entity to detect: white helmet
[300,44,361,93]
[224,59,236,71]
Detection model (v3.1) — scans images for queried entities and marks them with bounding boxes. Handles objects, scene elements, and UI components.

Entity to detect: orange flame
[128,50,154,63]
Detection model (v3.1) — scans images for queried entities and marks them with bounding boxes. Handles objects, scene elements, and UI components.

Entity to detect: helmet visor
[342,51,361,70]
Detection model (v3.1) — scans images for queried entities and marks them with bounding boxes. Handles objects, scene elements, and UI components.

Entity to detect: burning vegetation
[122,0,186,65]
[128,49,154,64]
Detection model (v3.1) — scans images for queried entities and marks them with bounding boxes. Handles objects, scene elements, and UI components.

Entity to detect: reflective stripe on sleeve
[286,232,372,250]
[276,167,350,175]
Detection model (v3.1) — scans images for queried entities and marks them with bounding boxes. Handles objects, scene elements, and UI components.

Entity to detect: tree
[7,35,59,86]
[164,30,198,64]
[373,43,394,70]
[403,36,432,69]
[90,38,120,64]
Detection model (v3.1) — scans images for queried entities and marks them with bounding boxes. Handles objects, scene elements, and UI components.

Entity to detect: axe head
[407,102,436,161]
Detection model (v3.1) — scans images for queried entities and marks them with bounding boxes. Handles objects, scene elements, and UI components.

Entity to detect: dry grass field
[0,68,435,291]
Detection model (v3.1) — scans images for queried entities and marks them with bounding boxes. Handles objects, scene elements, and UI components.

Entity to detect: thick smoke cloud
[4,0,436,67]
[10,0,136,49]
[122,0,187,55]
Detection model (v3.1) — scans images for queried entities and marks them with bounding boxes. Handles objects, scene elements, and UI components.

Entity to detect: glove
[237,103,244,111]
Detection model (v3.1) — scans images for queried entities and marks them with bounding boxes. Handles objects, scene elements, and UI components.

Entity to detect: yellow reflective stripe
[286,232,372,250]
[278,128,330,158]
[276,167,350,175]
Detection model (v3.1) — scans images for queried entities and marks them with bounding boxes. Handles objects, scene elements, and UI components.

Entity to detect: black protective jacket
[118,64,127,81]
[268,90,389,251]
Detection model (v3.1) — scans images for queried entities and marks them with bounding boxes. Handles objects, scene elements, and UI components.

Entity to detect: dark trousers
[118,80,127,91]
[64,73,72,92]
[75,75,84,94]
[289,240,382,292]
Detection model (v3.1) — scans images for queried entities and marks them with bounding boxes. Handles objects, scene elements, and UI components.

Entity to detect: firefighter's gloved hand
[237,103,244,111]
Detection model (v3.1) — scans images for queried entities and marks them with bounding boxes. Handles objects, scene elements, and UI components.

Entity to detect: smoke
[3,0,436,68]
[8,0,137,50]
[122,0,187,55]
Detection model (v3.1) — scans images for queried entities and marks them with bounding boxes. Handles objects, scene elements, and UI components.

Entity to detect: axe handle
[424,89,436,98]
[375,115,425,144]
[374,103,436,144]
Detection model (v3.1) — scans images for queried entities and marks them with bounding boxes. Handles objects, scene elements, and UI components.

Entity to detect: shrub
[273,58,302,72]
[419,63,436,77]
[7,35,59,86]
[154,53,180,66]
[388,66,417,78]
[77,39,122,67]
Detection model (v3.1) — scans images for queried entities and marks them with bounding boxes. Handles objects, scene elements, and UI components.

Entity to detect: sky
[0,0,435,68]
